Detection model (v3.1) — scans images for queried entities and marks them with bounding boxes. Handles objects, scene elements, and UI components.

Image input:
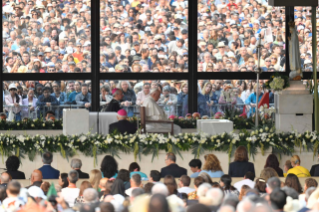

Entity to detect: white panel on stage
[63,109,89,135]
[197,119,233,135]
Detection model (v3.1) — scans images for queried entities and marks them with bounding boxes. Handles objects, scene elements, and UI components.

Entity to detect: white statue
[288,21,303,80]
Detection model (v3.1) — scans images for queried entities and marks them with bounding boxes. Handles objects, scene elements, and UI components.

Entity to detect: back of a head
[100,202,115,212]
[150,170,161,182]
[132,174,142,186]
[42,152,53,164]
[71,158,82,169]
[260,168,279,182]
[189,159,202,169]
[281,186,299,199]
[236,198,255,212]
[222,194,239,209]
[197,183,212,198]
[267,177,281,191]
[1,172,10,183]
[245,171,255,181]
[68,170,79,184]
[187,203,211,212]
[205,188,224,206]
[305,187,316,201]
[149,193,170,212]
[270,188,287,210]
[180,175,191,187]
[7,180,21,196]
[166,152,176,162]
[152,183,169,196]
[129,162,140,172]
[131,187,145,198]
[0,186,7,202]
[218,205,235,212]
[83,188,98,203]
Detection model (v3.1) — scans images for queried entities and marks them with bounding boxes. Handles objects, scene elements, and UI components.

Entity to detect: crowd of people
[1,146,319,212]
[1,78,275,121]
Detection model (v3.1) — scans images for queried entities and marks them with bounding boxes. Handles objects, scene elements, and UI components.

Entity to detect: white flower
[79,135,87,143]
[259,129,263,133]
[265,127,269,132]
[17,135,25,143]
[216,139,220,143]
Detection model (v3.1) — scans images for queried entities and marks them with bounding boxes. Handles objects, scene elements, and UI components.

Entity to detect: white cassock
[142,96,181,135]
[289,26,302,79]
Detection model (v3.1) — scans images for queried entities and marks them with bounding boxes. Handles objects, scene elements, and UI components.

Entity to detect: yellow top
[285,166,310,177]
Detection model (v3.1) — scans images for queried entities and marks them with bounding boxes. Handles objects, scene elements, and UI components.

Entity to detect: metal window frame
[0,3,313,113]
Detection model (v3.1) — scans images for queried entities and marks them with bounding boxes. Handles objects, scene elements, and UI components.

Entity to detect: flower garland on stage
[0,128,318,164]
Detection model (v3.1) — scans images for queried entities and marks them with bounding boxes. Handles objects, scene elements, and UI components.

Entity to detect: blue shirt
[199,170,224,178]
[245,92,263,114]
[130,171,148,181]
[190,172,200,178]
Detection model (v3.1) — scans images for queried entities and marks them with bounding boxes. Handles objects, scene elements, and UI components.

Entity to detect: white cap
[9,84,17,90]
[304,59,312,65]
[28,186,47,200]
[83,41,91,47]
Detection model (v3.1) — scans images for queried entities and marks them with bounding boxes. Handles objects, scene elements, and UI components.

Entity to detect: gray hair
[305,187,316,201]
[222,194,239,208]
[236,198,255,212]
[68,170,79,184]
[152,183,169,196]
[131,188,145,198]
[70,158,82,169]
[197,183,212,198]
[42,152,53,164]
[206,188,224,206]
[281,186,299,199]
[83,188,98,203]
[117,80,132,89]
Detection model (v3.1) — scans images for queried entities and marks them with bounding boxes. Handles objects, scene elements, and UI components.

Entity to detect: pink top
[5,94,22,113]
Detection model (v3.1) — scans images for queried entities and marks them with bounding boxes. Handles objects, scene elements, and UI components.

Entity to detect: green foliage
[0,119,62,130]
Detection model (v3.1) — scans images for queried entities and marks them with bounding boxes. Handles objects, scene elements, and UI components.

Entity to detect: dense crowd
[1,146,319,212]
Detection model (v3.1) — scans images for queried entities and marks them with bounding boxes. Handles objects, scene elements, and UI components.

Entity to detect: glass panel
[295,6,316,72]
[100,0,189,73]
[2,2,91,73]
[2,80,92,121]
[197,79,273,117]
[198,2,285,72]
[99,79,188,117]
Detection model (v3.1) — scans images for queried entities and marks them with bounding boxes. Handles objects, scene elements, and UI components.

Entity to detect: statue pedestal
[275,81,313,133]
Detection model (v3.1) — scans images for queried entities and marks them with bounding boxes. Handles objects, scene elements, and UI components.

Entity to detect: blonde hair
[89,169,102,190]
[201,82,213,96]
[203,154,223,172]
[290,155,301,166]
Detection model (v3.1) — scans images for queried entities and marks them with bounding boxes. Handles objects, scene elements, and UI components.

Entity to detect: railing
[3,103,275,121]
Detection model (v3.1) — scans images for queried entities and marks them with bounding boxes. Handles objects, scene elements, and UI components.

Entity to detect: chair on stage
[139,106,174,135]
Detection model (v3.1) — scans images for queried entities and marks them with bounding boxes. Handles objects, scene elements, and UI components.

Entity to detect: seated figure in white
[142,88,181,135]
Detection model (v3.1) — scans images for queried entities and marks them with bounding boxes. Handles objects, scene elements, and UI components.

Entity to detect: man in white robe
[142,88,181,135]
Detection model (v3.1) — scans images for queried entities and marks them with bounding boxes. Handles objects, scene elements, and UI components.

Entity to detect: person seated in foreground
[228,146,255,178]
[70,158,89,179]
[61,170,80,207]
[26,170,43,189]
[177,175,195,194]
[285,155,310,177]
[5,155,25,179]
[142,88,181,134]
[0,172,10,188]
[105,88,123,112]
[233,171,255,192]
[128,162,148,180]
[125,174,142,197]
[189,159,202,178]
[149,170,161,184]
[160,152,187,178]
[38,151,60,179]
[109,109,137,134]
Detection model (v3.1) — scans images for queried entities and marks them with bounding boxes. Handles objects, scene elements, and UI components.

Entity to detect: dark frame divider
[0,3,314,114]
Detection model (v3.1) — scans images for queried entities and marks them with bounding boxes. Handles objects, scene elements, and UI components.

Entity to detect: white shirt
[61,187,80,207]
[125,187,138,197]
[177,187,195,194]
[234,179,255,192]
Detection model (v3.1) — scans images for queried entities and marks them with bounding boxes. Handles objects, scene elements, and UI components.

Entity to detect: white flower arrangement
[269,77,285,91]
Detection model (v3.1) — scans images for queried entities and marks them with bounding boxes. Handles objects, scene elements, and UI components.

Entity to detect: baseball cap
[28,186,47,200]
